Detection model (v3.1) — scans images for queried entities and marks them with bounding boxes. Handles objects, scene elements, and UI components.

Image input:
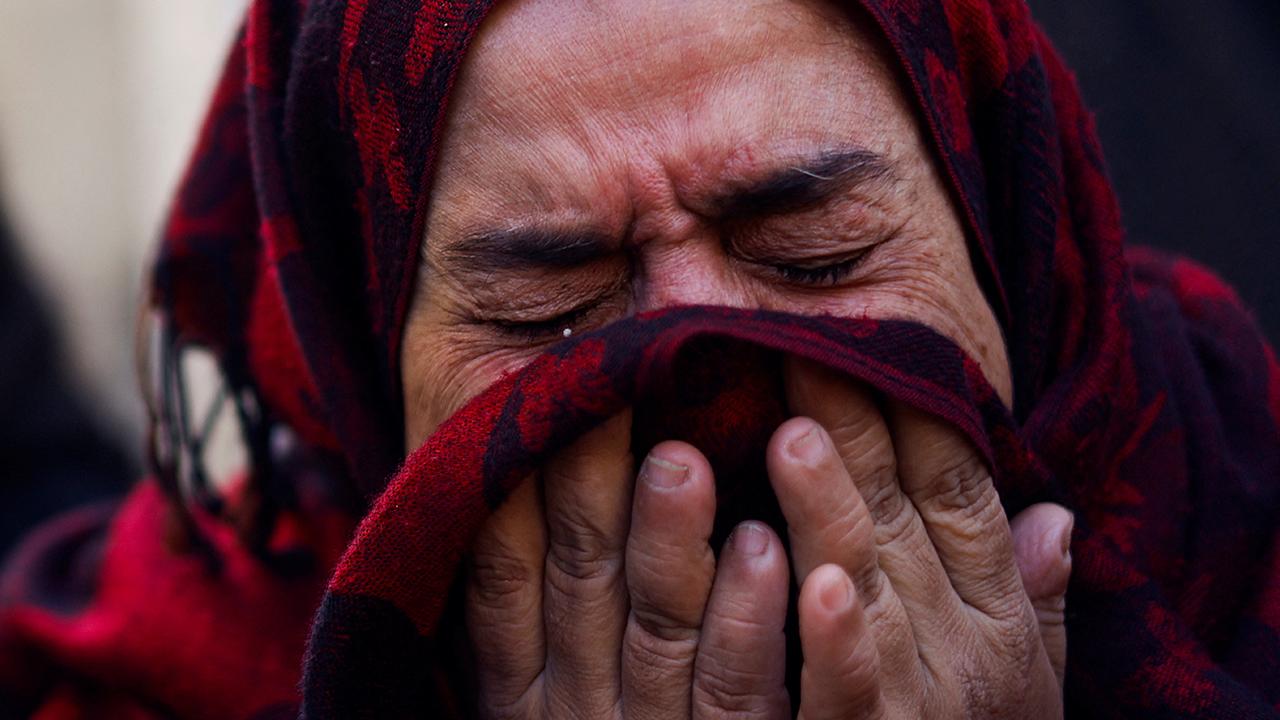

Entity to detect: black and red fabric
[2,0,1278,718]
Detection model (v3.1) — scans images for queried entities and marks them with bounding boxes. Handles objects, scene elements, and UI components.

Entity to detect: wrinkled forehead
[427,0,926,230]
[457,0,881,94]
[450,0,903,139]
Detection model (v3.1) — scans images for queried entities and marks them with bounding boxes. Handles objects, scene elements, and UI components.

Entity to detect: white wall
[0,0,248,457]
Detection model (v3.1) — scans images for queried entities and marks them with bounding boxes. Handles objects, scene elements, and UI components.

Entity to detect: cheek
[863,238,1011,404]
[749,220,1010,406]
[401,318,534,448]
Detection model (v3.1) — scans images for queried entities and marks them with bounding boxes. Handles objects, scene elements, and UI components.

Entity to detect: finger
[782,360,954,693]
[797,564,886,720]
[693,522,791,720]
[1010,503,1073,685]
[766,416,926,698]
[785,357,905,530]
[888,401,1026,620]
[766,417,881,590]
[622,441,718,720]
[467,476,548,717]
[541,412,633,717]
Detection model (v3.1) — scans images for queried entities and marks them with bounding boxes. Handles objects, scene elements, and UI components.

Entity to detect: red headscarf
[2,0,1278,717]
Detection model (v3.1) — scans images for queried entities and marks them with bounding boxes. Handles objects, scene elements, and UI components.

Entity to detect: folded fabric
[3,302,1279,718]
[303,307,1034,715]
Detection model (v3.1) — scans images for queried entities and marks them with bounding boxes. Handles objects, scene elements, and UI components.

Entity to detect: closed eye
[487,305,595,341]
[467,270,628,344]
[766,242,880,287]
[771,255,864,285]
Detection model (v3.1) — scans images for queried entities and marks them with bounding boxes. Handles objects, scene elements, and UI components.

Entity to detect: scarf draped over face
[1,0,1278,718]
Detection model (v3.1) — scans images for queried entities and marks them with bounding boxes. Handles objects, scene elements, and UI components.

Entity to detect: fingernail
[820,570,855,613]
[643,454,688,488]
[786,422,825,465]
[734,522,769,557]
[1058,514,1075,559]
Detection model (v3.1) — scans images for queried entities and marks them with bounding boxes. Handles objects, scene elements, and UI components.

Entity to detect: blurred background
[0,0,247,451]
[0,1,1275,546]
[1027,0,1280,343]
[0,1,247,550]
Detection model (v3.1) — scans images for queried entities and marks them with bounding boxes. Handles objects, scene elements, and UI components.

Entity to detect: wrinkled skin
[400,0,1072,716]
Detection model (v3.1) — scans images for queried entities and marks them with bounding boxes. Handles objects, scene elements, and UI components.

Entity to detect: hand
[465,360,1072,719]
[465,411,793,719]
[772,359,1070,718]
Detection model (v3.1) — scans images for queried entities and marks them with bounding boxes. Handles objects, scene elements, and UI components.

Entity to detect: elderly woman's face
[401,0,1011,445]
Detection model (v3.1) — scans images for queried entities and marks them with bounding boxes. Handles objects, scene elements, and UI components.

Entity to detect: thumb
[1010,502,1072,686]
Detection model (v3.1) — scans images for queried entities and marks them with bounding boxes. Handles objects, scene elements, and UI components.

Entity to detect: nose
[631,235,754,313]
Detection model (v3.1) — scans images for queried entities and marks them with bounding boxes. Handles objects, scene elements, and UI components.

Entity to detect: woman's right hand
[465,411,795,719]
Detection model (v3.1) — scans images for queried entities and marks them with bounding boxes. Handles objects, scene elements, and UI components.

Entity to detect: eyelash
[489,305,594,341]
[769,250,870,286]
[772,259,858,285]
[484,248,873,339]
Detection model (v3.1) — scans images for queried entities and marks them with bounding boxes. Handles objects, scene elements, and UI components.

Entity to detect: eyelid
[769,248,874,285]
[737,235,882,274]
[732,208,903,269]
[476,283,629,342]
[728,221,887,262]
[488,304,594,339]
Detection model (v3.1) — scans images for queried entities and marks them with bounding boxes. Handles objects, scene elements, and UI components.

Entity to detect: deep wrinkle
[402,0,1013,446]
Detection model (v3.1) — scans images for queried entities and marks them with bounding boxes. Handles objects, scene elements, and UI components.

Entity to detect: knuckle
[703,610,773,657]
[478,696,528,720]
[546,480,624,548]
[694,612,780,713]
[470,550,537,609]
[545,499,626,587]
[985,607,1041,663]
[859,465,907,526]
[983,581,1034,623]
[626,554,711,642]
[547,530,621,585]
[630,596,704,645]
[1033,595,1067,627]
[626,541,713,627]
[626,533,680,583]
[624,621,699,681]
[825,405,887,460]
[868,508,951,612]
[911,453,995,513]
[695,655,777,715]
[477,675,541,720]
[543,551,621,618]
[708,599,774,635]
[870,484,920,551]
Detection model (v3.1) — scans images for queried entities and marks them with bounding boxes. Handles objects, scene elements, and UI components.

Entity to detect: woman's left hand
[773,359,1071,719]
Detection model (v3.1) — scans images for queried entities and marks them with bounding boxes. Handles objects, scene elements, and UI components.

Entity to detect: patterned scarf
[1,0,1278,718]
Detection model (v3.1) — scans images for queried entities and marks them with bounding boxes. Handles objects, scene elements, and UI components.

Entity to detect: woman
[1,0,1277,718]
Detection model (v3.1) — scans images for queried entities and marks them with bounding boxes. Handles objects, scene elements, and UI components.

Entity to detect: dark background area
[1028,0,1280,342]
[0,210,131,557]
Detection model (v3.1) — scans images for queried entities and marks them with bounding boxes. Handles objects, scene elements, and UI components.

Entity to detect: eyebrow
[712,148,896,221]
[442,227,616,274]
[439,147,896,275]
